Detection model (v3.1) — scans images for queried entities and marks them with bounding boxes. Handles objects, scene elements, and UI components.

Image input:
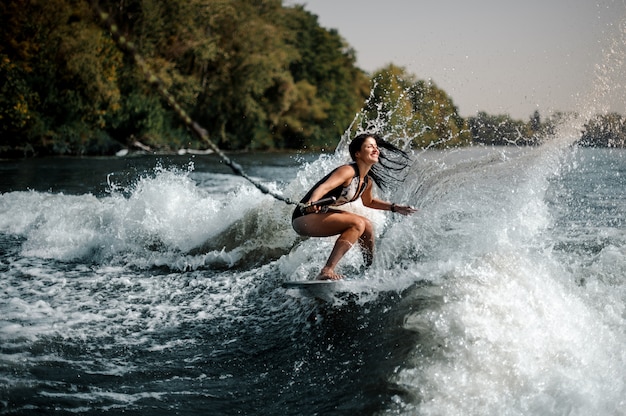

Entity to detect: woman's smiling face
[356,136,380,164]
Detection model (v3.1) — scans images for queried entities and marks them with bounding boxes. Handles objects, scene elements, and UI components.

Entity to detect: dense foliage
[355,64,472,150]
[0,0,370,156]
[468,110,548,147]
[0,0,623,157]
[579,113,626,148]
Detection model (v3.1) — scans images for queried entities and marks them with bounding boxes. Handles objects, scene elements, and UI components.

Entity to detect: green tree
[1,0,125,155]
[1,0,373,155]
[360,64,470,149]
[99,0,214,150]
[468,111,553,146]
[468,112,526,145]
[281,5,369,148]
[183,0,298,149]
[579,113,626,148]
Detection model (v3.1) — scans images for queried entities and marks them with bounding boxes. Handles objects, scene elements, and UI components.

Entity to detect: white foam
[392,246,626,415]
[0,166,290,268]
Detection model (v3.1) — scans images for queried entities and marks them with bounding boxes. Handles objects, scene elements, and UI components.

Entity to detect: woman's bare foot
[316,268,344,280]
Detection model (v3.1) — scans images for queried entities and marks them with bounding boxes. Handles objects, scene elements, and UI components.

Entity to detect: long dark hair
[348,133,411,191]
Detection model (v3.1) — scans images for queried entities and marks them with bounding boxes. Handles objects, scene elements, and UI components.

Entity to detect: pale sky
[293,0,626,119]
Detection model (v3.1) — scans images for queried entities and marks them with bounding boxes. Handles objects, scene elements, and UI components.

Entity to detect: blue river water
[0,141,625,415]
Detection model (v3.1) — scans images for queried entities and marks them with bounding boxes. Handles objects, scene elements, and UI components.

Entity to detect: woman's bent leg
[358,221,375,267]
[292,211,372,279]
[319,239,353,280]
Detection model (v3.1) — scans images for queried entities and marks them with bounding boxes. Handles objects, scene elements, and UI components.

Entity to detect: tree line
[1,0,623,158]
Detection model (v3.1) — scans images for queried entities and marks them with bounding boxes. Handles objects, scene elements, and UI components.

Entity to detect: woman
[292,133,416,280]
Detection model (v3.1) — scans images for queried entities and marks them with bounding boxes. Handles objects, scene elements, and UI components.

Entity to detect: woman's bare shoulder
[321,164,356,187]
[335,164,357,175]
[331,164,357,180]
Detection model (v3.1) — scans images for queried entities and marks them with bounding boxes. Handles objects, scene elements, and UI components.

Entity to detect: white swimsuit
[292,163,369,219]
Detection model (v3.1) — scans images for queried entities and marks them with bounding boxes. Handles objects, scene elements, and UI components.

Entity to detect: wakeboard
[281,280,338,289]
[281,279,350,302]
